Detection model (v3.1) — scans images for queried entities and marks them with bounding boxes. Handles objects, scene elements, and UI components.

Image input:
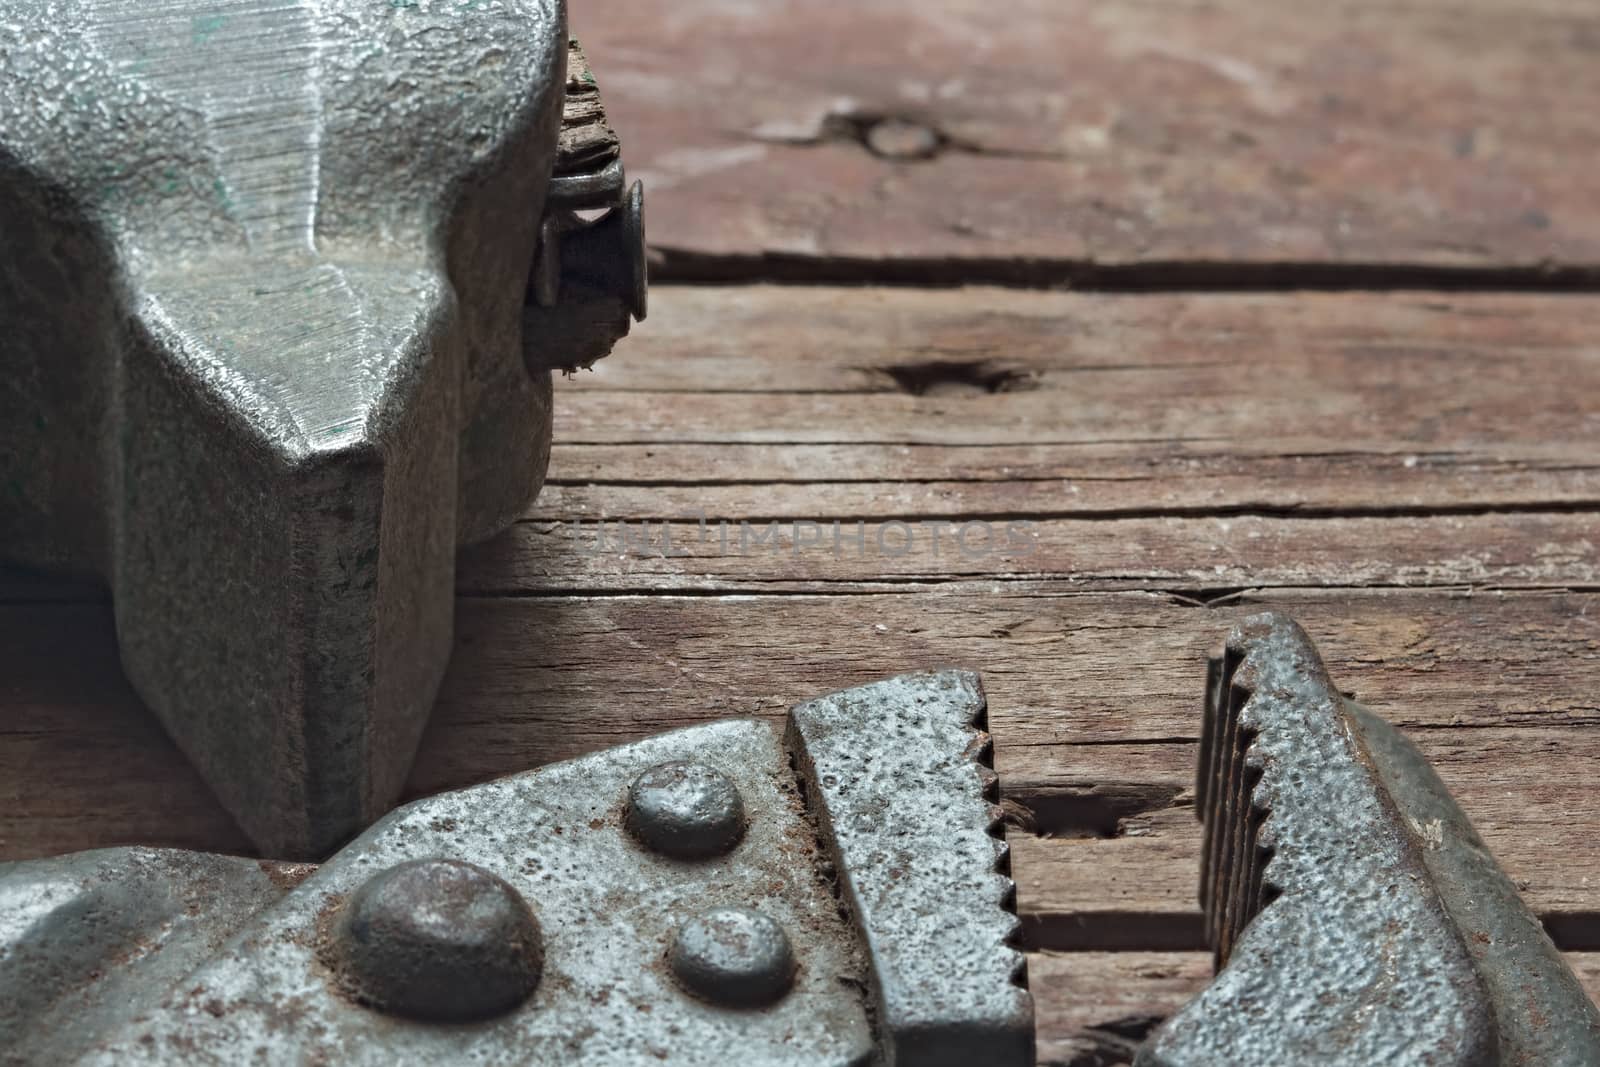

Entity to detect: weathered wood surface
[577,0,1600,273]
[4,587,1599,1057]
[10,586,1594,908]
[462,508,1599,592]
[11,0,1600,1047]
[4,281,1600,1061]
[14,287,1599,604]
[548,286,1600,517]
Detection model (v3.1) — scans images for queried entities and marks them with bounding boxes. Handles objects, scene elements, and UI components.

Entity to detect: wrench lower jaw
[5,672,1031,1062]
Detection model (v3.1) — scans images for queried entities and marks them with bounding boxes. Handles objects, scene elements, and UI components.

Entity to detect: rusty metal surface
[0,1,643,859]
[789,670,1033,1066]
[0,671,1032,1065]
[1138,612,1600,1066]
[0,848,307,1066]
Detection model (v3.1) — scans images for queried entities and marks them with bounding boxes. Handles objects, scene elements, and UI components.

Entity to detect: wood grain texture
[577,0,1600,272]
[5,283,1599,1045]
[7,590,1597,923]
[549,286,1600,506]
[14,288,1600,602]
[457,509,1598,593]
[4,586,1598,1050]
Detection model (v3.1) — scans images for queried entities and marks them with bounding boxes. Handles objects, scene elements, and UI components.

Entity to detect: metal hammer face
[1138,613,1600,1065]
[0,2,640,857]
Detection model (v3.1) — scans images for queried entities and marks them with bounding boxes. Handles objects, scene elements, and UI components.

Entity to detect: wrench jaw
[1346,700,1600,1063]
[788,670,1035,1067]
[1140,613,1600,1066]
[0,672,1035,1064]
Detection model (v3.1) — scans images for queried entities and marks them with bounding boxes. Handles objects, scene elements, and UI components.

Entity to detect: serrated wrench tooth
[789,670,1035,1066]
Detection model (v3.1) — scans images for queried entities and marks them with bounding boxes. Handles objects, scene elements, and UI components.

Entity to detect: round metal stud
[327,858,542,1022]
[625,761,746,859]
[669,907,796,1007]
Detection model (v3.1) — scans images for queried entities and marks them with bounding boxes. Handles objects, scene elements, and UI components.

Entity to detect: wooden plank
[12,287,1600,603]
[1029,952,1213,1065]
[454,507,1600,594]
[1028,951,1600,1064]
[577,0,1600,270]
[7,589,1599,945]
[536,479,1600,524]
[550,288,1600,512]
[577,288,1600,397]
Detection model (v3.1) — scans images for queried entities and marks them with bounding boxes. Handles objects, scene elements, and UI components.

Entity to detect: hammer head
[0,1,608,856]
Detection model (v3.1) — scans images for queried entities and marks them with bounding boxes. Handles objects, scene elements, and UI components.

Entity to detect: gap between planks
[649,252,1600,293]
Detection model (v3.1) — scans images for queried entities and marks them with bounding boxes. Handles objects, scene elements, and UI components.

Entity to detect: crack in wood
[649,252,1600,293]
[1004,783,1189,840]
[1049,1015,1165,1067]
[1021,910,1600,955]
[517,501,1600,524]
[872,359,1040,397]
